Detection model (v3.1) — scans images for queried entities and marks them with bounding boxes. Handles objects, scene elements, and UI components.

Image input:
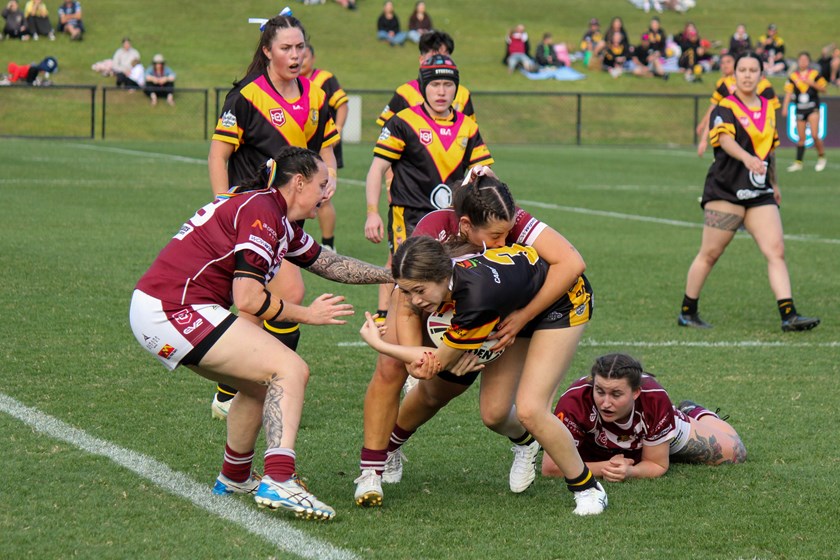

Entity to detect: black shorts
[387,205,429,254]
[519,274,594,336]
[796,108,817,121]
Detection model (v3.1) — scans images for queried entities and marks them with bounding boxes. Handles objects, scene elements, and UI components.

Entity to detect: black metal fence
[3,84,837,147]
[0,84,96,139]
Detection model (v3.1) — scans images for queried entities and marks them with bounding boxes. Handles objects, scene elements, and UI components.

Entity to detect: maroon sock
[387,424,415,453]
[684,404,719,421]
[264,448,296,481]
[220,444,254,483]
[360,447,388,475]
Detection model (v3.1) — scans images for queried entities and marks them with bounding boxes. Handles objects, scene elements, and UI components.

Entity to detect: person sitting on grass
[542,353,746,482]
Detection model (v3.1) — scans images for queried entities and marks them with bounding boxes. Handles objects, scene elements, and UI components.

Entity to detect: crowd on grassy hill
[505,16,840,87]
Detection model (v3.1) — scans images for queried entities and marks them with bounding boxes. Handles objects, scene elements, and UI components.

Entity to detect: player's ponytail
[232,146,322,192]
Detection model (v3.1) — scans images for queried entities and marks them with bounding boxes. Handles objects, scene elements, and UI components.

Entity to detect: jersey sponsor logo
[747,160,768,189]
[174,223,193,240]
[249,234,273,253]
[172,309,193,325]
[270,108,286,128]
[378,127,391,142]
[429,183,452,209]
[220,110,237,129]
[419,128,434,145]
[251,220,277,240]
[292,104,303,110]
[439,128,452,137]
[183,318,204,335]
[713,115,723,127]
[575,303,587,316]
[157,344,176,359]
[310,109,319,124]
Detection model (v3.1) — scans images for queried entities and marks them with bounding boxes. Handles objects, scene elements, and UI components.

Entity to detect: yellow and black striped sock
[777,298,796,321]
[565,466,597,492]
[216,383,237,403]
[509,431,535,447]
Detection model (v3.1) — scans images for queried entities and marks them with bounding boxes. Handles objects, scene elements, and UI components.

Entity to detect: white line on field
[518,199,840,245]
[0,393,359,560]
[340,339,840,349]
[67,143,838,241]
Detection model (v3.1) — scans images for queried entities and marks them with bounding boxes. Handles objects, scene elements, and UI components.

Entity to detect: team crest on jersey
[270,108,286,128]
[419,128,434,145]
[221,110,237,129]
[310,109,319,124]
[458,136,468,148]
[172,309,193,325]
[738,116,750,128]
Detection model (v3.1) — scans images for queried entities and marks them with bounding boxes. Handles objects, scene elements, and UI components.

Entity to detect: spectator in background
[334,0,357,9]
[23,0,53,40]
[505,24,536,74]
[406,1,432,44]
[56,0,82,40]
[757,24,786,76]
[728,24,750,58]
[646,16,666,55]
[113,37,141,87]
[676,21,710,82]
[2,0,30,40]
[605,16,629,50]
[817,44,840,86]
[2,55,56,84]
[144,53,175,106]
[535,32,563,68]
[580,18,604,68]
[602,30,630,78]
[122,57,145,90]
[377,1,406,47]
[631,33,668,79]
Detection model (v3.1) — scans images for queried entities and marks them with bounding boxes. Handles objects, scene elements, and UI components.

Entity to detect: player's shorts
[438,369,481,386]
[129,289,235,371]
[387,205,429,254]
[519,274,594,336]
[668,413,692,455]
[795,107,817,121]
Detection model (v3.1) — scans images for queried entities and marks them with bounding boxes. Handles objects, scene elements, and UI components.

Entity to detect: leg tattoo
[263,373,285,449]
[704,209,743,232]
[673,433,726,464]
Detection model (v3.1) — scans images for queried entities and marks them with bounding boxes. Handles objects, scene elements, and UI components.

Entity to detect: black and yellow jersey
[376,79,475,127]
[308,68,348,120]
[711,75,780,111]
[374,105,493,211]
[602,43,629,68]
[444,244,546,352]
[784,68,828,112]
[212,73,338,188]
[704,94,779,207]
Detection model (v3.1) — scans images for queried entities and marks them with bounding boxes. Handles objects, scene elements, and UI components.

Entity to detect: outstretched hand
[308,293,354,325]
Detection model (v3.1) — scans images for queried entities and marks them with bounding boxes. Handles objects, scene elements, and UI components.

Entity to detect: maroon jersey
[136,190,320,307]
[554,375,688,463]
[412,207,547,245]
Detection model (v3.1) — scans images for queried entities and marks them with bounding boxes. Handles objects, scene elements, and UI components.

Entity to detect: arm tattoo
[307,250,393,284]
[263,373,284,449]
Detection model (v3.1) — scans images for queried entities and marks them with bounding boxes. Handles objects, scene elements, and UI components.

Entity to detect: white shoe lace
[383,449,406,483]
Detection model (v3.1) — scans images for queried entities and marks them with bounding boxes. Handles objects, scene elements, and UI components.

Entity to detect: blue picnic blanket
[521,66,586,81]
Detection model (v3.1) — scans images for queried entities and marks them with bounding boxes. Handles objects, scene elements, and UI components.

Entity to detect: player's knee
[373,355,408,386]
[479,406,509,431]
[514,400,544,432]
[726,437,747,464]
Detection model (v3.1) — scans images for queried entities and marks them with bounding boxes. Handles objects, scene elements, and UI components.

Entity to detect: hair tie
[265,158,278,188]
[249,6,293,31]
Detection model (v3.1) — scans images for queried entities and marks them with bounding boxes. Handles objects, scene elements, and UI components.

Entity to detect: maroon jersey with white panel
[554,375,688,463]
[136,190,320,308]
[412,207,546,244]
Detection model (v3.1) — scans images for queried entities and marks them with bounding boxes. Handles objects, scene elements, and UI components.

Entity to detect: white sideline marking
[69,144,367,186]
[341,339,840,349]
[519,199,840,245]
[0,393,359,560]
[68,143,838,242]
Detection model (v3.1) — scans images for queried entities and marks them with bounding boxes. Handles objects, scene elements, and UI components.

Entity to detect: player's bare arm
[308,250,393,284]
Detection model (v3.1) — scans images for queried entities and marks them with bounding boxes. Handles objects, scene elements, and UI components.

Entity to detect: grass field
[1,138,838,559]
